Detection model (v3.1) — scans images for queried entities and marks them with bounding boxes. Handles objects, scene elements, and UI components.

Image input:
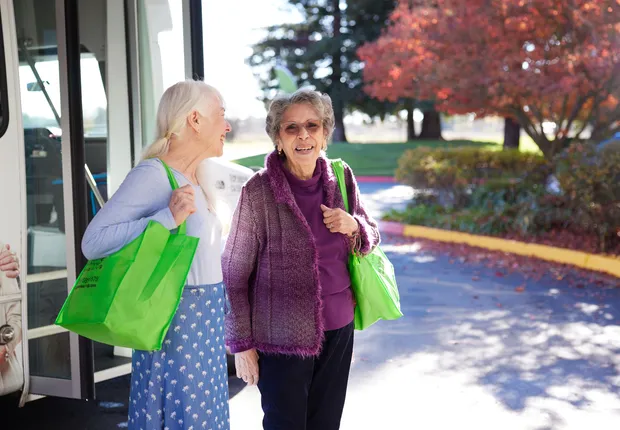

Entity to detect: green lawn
[232,139,500,177]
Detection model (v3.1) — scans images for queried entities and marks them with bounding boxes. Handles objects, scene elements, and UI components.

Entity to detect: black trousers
[257,321,355,430]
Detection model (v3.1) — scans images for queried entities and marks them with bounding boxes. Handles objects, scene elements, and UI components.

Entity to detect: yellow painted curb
[402,224,620,279]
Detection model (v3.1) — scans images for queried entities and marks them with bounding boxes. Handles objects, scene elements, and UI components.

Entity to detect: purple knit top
[281,159,354,331]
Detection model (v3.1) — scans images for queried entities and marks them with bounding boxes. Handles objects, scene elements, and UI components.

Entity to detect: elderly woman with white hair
[82,80,232,430]
[223,88,380,429]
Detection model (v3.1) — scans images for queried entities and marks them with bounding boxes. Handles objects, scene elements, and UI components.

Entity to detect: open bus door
[0,0,95,403]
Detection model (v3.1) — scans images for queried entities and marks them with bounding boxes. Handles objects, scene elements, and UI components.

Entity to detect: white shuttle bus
[0,0,251,407]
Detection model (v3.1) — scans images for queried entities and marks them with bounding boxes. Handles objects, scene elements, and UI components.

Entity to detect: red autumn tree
[358,0,620,159]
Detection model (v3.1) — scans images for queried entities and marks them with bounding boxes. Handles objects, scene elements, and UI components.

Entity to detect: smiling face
[192,95,231,158]
[277,102,326,175]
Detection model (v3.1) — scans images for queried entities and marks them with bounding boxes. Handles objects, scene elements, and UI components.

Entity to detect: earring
[277,147,283,156]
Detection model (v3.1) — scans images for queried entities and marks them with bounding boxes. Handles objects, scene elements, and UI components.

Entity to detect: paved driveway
[229,183,620,429]
[5,182,620,430]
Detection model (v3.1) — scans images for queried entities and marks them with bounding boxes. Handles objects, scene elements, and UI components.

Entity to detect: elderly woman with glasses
[222,88,380,429]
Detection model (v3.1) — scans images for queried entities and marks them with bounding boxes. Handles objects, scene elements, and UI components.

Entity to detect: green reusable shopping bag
[55,160,199,350]
[331,159,403,330]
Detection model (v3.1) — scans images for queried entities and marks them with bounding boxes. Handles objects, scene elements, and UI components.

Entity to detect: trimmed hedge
[391,143,620,253]
[396,147,548,188]
[395,146,548,208]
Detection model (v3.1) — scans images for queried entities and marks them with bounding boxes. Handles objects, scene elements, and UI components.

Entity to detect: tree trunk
[405,99,416,141]
[332,108,347,143]
[330,0,348,143]
[503,117,520,150]
[419,108,442,139]
[529,133,555,160]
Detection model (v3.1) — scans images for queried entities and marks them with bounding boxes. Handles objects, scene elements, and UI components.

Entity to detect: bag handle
[158,159,188,236]
[331,159,350,214]
[332,159,363,257]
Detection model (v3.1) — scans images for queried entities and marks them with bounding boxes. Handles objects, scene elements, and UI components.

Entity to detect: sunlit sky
[201,0,302,120]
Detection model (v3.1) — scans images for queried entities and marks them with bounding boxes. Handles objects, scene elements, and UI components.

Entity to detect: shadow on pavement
[349,235,620,426]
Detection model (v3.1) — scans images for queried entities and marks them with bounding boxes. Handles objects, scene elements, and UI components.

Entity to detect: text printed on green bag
[74,260,104,290]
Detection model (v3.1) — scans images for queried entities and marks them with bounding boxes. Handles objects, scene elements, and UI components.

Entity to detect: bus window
[19,54,107,139]
[0,8,8,138]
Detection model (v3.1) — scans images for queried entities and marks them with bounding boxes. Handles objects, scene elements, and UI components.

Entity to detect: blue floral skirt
[128,283,230,430]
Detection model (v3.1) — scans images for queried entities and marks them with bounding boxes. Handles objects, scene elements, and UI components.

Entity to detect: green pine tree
[247,0,399,143]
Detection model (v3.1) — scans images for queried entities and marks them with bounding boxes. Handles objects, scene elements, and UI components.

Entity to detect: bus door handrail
[85,163,105,208]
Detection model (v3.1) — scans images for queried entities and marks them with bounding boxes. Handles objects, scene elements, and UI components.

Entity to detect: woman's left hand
[320,204,359,237]
[0,245,19,279]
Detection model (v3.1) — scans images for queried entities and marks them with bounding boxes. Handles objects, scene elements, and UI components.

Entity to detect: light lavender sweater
[222,152,380,357]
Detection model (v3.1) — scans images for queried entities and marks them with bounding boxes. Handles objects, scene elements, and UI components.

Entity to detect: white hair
[141,80,223,160]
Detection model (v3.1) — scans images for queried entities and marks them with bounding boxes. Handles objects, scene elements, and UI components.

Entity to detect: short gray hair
[265,88,335,148]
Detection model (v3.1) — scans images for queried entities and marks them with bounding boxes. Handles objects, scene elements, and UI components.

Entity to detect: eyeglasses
[280,120,322,136]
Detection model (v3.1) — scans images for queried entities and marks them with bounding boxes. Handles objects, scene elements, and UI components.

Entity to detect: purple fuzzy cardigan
[222,151,380,357]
